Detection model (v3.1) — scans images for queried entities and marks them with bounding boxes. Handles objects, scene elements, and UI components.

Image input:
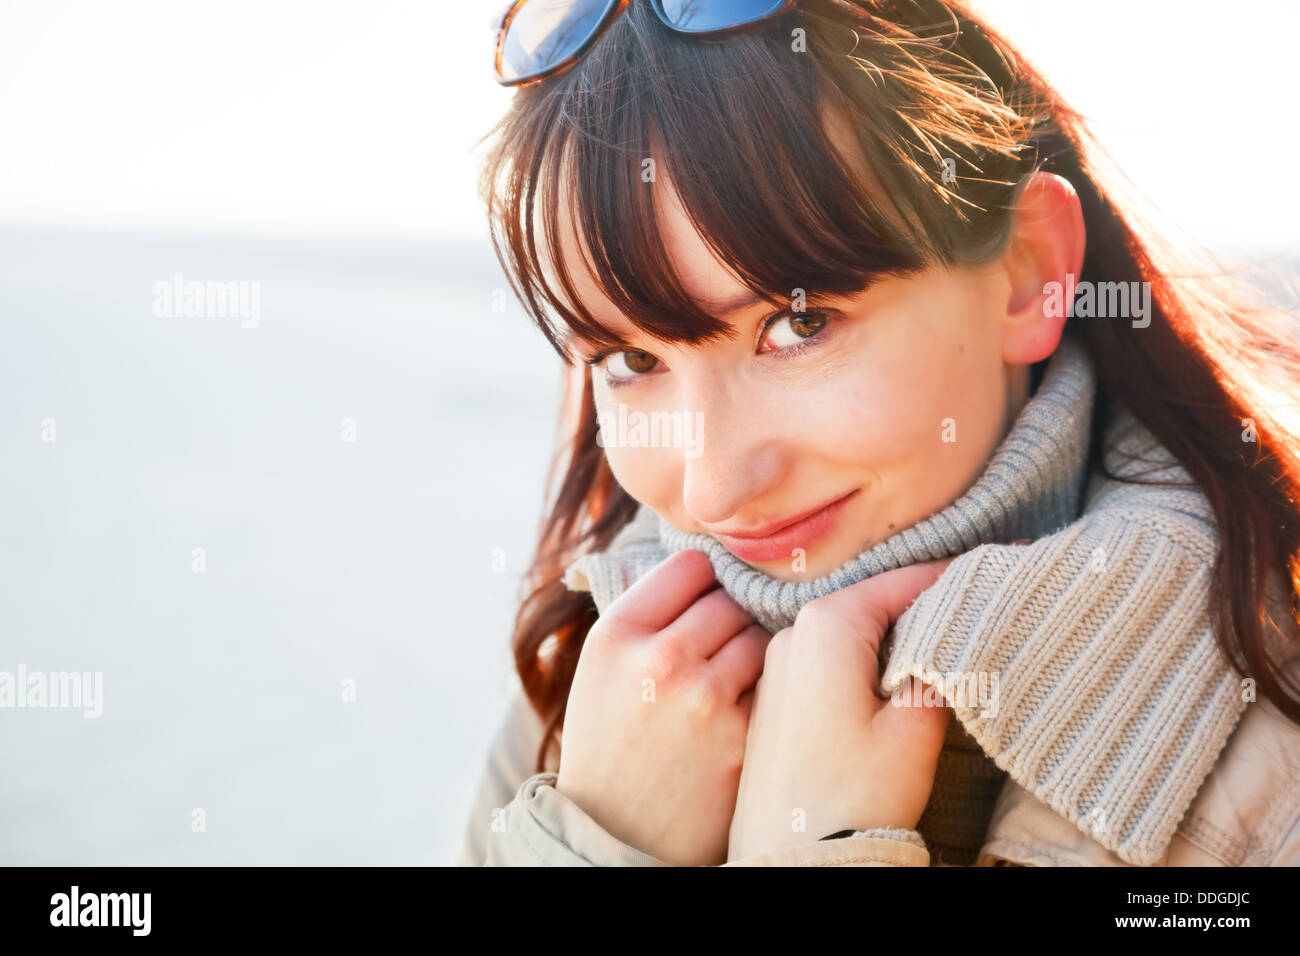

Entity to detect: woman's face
[550,167,1079,580]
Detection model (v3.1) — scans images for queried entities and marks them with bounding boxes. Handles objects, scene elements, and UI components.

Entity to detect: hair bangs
[486,2,961,362]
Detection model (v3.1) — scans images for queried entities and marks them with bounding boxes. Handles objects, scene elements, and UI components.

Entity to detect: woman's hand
[727,560,954,862]
[556,549,770,866]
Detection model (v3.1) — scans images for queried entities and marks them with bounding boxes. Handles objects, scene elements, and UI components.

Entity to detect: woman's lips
[710,490,859,564]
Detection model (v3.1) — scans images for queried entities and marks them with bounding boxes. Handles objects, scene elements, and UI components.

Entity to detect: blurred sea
[0,228,558,864]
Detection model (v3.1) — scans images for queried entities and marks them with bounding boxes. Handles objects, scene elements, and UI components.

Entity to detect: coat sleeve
[459,694,932,866]
[456,692,549,866]
[482,772,669,866]
[723,828,931,867]
[456,692,668,866]
[485,771,930,866]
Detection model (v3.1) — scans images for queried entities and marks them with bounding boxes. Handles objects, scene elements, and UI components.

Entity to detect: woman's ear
[998,172,1086,364]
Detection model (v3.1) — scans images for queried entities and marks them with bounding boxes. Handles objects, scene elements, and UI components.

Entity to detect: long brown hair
[477,0,1300,770]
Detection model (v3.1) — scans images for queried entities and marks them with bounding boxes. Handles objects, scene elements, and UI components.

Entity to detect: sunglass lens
[656,0,788,33]
[498,0,619,83]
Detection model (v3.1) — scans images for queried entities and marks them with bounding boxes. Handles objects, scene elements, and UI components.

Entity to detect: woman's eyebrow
[707,289,766,316]
[705,288,844,316]
[564,287,801,355]
[564,327,637,355]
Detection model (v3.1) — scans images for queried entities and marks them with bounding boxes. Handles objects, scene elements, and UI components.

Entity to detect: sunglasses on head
[493,0,803,87]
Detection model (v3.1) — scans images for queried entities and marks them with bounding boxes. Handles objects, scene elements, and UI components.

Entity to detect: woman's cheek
[818,366,932,467]
[599,440,680,514]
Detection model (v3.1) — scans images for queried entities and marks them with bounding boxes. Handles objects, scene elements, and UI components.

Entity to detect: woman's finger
[737,686,756,723]
[603,549,717,633]
[812,557,956,641]
[875,677,952,756]
[708,623,772,702]
[662,584,755,658]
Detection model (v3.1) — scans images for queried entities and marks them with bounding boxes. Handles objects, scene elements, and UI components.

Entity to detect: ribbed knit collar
[655,336,1095,633]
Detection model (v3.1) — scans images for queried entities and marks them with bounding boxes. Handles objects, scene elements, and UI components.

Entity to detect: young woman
[459,0,1300,866]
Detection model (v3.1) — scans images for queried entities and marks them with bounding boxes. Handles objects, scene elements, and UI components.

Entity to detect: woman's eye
[604,349,659,381]
[758,310,829,352]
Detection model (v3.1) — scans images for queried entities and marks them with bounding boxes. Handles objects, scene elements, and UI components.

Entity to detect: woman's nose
[678,386,786,526]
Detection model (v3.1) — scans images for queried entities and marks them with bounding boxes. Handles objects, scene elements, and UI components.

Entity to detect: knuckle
[642,642,681,687]
[684,674,723,722]
[659,617,699,653]
[598,607,644,640]
[586,616,616,646]
[720,726,746,772]
[587,620,636,661]
[794,595,841,633]
[662,547,710,583]
[764,626,795,665]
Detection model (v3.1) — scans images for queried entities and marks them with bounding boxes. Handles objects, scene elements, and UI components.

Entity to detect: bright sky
[0,0,1294,251]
